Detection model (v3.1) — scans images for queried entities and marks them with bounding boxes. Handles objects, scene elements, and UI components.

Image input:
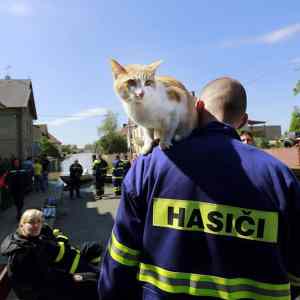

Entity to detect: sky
[0,0,299,147]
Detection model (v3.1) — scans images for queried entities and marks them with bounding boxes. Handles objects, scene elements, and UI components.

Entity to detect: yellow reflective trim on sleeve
[111,232,140,256]
[153,198,278,243]
[108,232,140,267]
[69,250,80,274]
[288,272,300,286]
[54,241,65,262]
[138,263,290,299]
[90,256,101,264]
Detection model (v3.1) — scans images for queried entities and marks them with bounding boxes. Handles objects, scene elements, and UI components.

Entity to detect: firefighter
[93,154,108,199]
[112,155,123,196]
[5,159,27,220]
[1,209,101,300]
[69,159,83,199]
[98,77,300,299]
[121,154,131,178]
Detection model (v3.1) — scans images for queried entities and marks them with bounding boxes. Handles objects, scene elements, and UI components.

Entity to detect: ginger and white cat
[110,59,198,154]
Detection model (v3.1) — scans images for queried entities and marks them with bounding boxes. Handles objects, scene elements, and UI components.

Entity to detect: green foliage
[39,137,61,158]
[98,111,118,136]
[289,106,300,132]
[95,110,128,154]
[254,137,270,149]
[293,81,300,96]
[61,144,78,155]
[97,132,128,154]
[83,144,95,152]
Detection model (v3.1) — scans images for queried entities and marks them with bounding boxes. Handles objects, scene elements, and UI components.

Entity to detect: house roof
[48,133,62,145]
[248,119,266,125]
[34,124,48,136]
[0,79,37,119]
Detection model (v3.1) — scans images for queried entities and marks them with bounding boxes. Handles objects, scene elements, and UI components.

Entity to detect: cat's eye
[145,80,154,86]
[127,79,137,87]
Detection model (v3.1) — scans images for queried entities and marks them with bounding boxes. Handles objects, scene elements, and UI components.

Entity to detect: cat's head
[110,59,162,103]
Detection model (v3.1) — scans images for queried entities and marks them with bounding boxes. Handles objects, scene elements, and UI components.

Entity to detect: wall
[20,108,33,159]
[0,109,18,159]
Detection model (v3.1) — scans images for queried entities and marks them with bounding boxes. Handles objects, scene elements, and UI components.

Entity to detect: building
[126,118,283,155]
[33,124,62,156]
[242,120,282,140]
[0,79,37,159]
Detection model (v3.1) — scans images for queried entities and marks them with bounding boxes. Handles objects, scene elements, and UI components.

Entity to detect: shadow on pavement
[54,185,117,249]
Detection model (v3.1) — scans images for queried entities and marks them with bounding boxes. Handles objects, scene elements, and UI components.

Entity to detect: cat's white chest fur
[121,82,186,129]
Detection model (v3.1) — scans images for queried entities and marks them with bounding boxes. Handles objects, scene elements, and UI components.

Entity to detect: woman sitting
[0,209,101,300]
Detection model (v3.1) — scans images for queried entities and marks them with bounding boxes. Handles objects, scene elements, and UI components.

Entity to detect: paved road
[55,183,120,248]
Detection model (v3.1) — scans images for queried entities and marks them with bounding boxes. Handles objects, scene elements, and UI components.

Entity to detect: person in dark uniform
[69,160,83,199]
[121,154,131,178]
[5,159,27,220]
[99,77,300,300]
[93,154,108,199]
[1,209,101,300]
[112,155,123,196]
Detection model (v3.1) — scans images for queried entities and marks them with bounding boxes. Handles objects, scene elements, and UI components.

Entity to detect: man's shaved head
[200,77,247,127]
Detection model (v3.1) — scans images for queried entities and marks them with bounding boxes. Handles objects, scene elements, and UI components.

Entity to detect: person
[111,155,123,196]
[240,130,254,145]
[0,209,101,300]
[33,158,44,192]
[22,156,34,192]
[98,77,300,300]
[5,159,27,220]
[69,159,83,199]
[93,154,108,199]
[41,155,50,191]
[121,154,131,177]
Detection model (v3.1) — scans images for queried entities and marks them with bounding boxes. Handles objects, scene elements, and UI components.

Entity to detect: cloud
[222,23,300,47]
[47,107,108,127]
[0,0,34,17]
[290,57,300,65]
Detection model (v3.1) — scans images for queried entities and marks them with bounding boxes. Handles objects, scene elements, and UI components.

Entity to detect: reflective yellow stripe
[90,256,101,263]
[288,272,300,286]
[153,198,278,243]
[138,263,290,299]
[54,242,65,262]
[108,232,140,266]
[69,250,80,274]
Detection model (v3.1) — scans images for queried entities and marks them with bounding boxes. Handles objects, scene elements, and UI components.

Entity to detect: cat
[110,59,198,154]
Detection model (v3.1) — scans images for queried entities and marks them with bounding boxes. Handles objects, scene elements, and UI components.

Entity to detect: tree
[96,111,128,154]
[293,81,300,96]
[39,137,61,158]
[98,111,118,136]
[289,106,300,132]
[97,132,128,154]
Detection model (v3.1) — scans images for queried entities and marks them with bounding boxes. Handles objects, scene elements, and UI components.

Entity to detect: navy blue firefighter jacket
[98,122,300,300]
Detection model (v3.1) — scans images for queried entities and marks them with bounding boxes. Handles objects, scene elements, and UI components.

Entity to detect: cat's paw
[141,144,153,155]
[174,134,183,142]
[159,141,173,150]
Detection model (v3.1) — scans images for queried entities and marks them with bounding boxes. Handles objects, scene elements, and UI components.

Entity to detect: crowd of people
[0,155,50,220]
[2,76,300,299]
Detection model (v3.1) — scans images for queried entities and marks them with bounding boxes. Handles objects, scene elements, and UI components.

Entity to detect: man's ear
[195,99,205,113]
[237,113,248,129]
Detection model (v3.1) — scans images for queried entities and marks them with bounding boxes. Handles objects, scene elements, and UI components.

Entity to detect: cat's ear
[110,59,127,80]
[148,60,163,73]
